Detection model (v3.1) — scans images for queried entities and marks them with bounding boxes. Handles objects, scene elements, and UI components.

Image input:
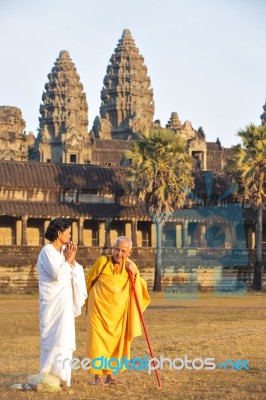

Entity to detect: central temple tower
[93,29,154,140]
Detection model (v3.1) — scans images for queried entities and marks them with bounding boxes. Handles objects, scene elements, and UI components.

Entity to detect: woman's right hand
[64,241,77,267]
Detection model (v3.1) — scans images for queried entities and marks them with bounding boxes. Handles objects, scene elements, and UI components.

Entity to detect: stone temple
[95,29,155,140]
[1,29,234,171]
[33,50,90,164]
[0,29,265,292]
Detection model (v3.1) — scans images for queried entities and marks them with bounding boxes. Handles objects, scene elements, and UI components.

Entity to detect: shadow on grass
[0,373,27,387]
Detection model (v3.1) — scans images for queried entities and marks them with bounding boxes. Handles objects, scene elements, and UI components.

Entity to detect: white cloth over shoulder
[72,263,87,317]
[37,244,87,386]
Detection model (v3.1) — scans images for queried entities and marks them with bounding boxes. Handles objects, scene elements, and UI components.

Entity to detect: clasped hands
[64,241,77,268]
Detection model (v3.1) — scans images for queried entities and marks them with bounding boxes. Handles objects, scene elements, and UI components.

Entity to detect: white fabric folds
[37,244,87,386]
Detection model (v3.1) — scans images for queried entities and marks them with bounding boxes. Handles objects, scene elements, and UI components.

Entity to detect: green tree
[225,124,266,290]
[124,128,194,291]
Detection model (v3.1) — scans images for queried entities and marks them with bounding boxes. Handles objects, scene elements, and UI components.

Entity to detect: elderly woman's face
[112,240,131,264]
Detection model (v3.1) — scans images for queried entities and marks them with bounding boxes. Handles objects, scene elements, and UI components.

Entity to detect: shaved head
[114,236,132,250]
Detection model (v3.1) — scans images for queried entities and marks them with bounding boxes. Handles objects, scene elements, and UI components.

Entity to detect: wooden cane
[128,271,163,388]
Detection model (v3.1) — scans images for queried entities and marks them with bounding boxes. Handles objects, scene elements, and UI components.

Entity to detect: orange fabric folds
[85,256,150,375]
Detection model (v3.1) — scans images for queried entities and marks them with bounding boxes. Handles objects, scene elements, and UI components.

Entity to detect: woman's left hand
[64,241,77,266]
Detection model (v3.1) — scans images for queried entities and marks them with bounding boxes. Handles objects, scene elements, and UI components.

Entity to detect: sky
[0,0,265,147]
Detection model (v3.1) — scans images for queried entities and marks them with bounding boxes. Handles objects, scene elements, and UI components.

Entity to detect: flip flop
[10,384,23,390]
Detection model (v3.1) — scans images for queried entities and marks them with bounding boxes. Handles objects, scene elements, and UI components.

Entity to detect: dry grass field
[0,291,265,400]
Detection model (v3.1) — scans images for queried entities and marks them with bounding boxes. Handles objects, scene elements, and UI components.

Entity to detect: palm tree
[124,128,194,291]
[225,124,266,290]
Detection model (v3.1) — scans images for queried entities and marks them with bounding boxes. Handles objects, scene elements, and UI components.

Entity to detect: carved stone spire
[166,112,182,132]
[95,29,154,139]
[260,99,266,125]
[36,50,90,163]
[0,106,35,161]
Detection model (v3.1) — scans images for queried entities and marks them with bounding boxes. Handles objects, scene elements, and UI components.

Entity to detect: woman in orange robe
[85,236,150,385]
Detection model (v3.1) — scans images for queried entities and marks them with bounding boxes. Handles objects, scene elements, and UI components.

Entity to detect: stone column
[247,225,255,249]
[199,224,207,248]
[183,220,189,247]
[104,218,112,249]
[71,221,78,244]
[131,218,137,247]
[22,215,28,245]
[16,220,22,245]
[99,222,105,247]
[79,217,84,246]
[203,151,207,170]
[125,222,132,241]
[251,230,256,250]
[224,224,231,249]
[176,224,182,248]
[151,223,156,247]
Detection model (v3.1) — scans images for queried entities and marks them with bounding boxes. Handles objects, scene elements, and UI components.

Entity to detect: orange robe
[85,255,150,375]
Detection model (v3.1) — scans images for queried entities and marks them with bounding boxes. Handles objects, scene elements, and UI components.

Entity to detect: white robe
[37,244,87,386]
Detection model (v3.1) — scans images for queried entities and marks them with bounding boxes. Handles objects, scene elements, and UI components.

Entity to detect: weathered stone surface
[35,50,91,163]
[95,29,154,140]
[0,246,262,293]
[0,106,35,161]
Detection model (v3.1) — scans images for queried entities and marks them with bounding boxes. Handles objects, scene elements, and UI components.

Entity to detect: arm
[84,256,108,309]
[39,246,72,281]
[85,256,108,293]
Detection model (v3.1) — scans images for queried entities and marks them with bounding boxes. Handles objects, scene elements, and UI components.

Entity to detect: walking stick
[128,271,163,389]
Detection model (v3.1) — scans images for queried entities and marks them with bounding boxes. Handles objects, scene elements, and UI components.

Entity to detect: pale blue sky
[0,0,265,147]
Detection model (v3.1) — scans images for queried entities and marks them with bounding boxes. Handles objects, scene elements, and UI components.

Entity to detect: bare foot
[94,375,106,386]
[105,375,126,385]
[61,386,73,394]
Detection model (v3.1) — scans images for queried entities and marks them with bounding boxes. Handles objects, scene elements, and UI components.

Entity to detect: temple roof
[0,160,245,221]
[0,160,124,191]
[0,160,231,193]
[0,200,146,219]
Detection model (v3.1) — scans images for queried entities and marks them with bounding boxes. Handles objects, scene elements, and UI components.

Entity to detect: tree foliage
[124,128,194,219]
[124,128,194,291]
[225,123,266,290]
[226,124,266,207]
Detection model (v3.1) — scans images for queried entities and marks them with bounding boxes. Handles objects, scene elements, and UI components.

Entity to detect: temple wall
[0,246,264,294]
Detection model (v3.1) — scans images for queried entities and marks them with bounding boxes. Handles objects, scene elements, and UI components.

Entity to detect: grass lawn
[0,291,265,400]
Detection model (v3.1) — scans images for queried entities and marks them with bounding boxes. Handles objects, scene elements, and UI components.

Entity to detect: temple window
[70,154,77,163]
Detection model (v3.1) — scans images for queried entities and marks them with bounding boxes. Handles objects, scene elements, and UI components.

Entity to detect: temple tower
[93,29,154,140]
[0,106,35,161]
[36,50,91,164]
[166,112,182,132]
[260,99,266,125]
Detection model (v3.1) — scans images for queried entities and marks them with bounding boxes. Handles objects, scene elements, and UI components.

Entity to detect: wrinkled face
[58,227,71,245]
[112,240,132,264]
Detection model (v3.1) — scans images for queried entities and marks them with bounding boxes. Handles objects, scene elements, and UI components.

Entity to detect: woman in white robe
[37,217,87,388]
